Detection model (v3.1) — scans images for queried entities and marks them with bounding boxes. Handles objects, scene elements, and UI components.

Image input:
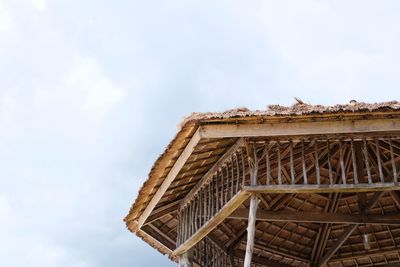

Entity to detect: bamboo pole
[244,142,259,267]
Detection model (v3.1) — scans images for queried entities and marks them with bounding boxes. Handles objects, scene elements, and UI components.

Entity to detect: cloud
[0,89,17,123]
[31,0,47,13]
[0,194,94,267]
[0,0,15,34]
[64,56,125,118]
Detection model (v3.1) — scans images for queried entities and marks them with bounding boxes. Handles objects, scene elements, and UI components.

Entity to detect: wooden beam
[318,191,385,266]
[199,118,400,139]
[311,192,341,266]
[173,190,250,256]
[180,138,245,207]
[390,190,400,210]
[226,193,294,250]
[355,141,368,214]
[243,183,400,194]
[330,246,400,262]
[144,200,180,225]
[135,128,202,230]
[228,209,400,225]
[146,223,176,247]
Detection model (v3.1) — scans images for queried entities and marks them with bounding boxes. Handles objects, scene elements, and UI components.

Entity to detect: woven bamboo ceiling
[125,101,400,267]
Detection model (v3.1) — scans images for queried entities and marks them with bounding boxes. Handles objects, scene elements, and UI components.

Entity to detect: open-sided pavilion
[125,101,400,267]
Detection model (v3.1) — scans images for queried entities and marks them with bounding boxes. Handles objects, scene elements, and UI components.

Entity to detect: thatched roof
[125,101,400,224]
[124,100,400,264]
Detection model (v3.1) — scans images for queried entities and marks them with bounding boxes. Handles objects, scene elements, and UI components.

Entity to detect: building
[125,101,400,267]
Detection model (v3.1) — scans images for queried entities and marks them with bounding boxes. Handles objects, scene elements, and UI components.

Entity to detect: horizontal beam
[173,190,250,256]
[181,138,245,207]
[228,208,400,225]
[144,200,180,225]
[243,182,400,194]
[199,118,400,138]
[330,246,400,262]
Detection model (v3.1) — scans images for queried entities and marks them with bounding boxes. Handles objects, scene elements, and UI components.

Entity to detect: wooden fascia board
[199,117,400,138]
[135,128,202,231]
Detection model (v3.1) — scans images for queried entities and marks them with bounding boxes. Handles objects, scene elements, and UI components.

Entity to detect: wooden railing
[243,137,400,193]
[177,147,248,247]
[192,237,234,267]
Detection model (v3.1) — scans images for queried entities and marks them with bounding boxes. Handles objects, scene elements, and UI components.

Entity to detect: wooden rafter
[317,191,385,266]
[311,192,341,266]
[225,193,294,250]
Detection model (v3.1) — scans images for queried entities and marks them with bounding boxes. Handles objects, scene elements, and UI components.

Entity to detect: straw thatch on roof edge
[180,101,400,126]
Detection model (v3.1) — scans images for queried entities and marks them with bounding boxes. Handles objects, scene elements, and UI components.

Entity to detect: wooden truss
[175,133,400,267]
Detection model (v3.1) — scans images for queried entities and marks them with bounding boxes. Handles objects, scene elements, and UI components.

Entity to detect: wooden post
[244,142,259,267]
[178,251,193,267]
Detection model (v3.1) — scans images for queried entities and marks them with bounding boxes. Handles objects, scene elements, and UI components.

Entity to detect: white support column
[243,195,259,267]
[178,251,193,267]
[244,142,259,267]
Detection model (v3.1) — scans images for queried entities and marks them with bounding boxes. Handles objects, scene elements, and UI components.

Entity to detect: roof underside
[125,101,400,266]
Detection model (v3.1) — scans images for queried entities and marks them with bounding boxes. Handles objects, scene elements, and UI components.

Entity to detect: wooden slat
[375,139,385,183]
[181,138,245,207]
[390,190,400,210]
[302,139,308,184]
[390,138,398,182]
[199,118,400,138]
[135,129,202,230]
[227,209,400,225]
[289,140,295,184]
[144,200,179,225]
[314,140,321,185]
[173,190,250,256]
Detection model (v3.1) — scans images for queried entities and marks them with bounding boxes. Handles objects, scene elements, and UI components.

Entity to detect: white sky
[0,0,399,266]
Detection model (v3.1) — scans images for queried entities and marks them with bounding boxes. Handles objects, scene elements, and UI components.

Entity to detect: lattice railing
[251,137,399,187]
[192,237,234,267]
[177,147,248,247]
